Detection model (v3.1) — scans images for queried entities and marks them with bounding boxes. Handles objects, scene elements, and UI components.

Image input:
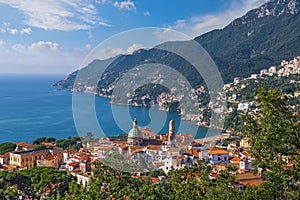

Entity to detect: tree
[245,86,300,199]
[0,171,33,199]
[0,142,16,154]
[56,137,81,150]
[33,144,46,150]
[33,137,56,144]
[20,167,74,199]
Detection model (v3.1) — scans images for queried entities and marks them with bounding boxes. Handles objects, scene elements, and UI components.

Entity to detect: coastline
[67,87,226,132]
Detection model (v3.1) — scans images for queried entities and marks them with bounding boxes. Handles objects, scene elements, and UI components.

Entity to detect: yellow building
[10,147,63,169]
[240,138,251,148]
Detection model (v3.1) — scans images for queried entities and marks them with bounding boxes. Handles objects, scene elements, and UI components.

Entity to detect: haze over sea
[0,74,216,143]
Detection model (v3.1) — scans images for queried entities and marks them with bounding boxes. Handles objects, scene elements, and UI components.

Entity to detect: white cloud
[168,0,268,37]
[114,0,136,11]
[126,43,143,54]
[8,28,18,35]
[0,0,110,31]
[12,44,25,52]
[0,23,32,35]
[28,41,63,52]
[20,28,32,35]
[143,11,150,16]
[0,41,90,74]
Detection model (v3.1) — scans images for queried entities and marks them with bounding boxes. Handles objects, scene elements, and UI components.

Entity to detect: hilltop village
[118,56,300,130]
[0,118,265,192]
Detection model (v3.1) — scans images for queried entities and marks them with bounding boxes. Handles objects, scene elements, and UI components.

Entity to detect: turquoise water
[0,74,212,143]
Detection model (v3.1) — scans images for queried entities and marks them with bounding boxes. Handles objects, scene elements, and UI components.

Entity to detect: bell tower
[168,120,175,141]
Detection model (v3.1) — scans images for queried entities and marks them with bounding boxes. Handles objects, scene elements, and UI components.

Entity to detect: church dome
[128,118,143,138]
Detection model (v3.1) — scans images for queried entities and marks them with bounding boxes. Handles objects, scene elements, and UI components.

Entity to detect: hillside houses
[0,118,264,189]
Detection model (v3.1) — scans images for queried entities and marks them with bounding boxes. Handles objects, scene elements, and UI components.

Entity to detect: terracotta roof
[213,163,227,167]
[110,140,127,145]
[177,133,194,138]
[230,157,242,163]
[150,177,159,183]
[43,156,56,161]
[129,146,144,151]
[147,145,162,151]
[240,179,263,186]
[119,145,128,149]
[209,148,229,155]
[235,173,260,181]
[97,146,113,151]
[185,149,199,158]
[0,164,15,171]
[69,162,80,167]
[154,162,165,167]
[41,142,55,147]
[15,142,31,146]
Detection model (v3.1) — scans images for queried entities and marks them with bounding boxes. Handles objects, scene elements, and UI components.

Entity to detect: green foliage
[0,142,16,155]
[33,137,56,144]
[0,171,33,199]
[20,167,74,199]
[34,144,46,150]
[148,169,166,177]
[56,136,81,150]
[245,86,300,199]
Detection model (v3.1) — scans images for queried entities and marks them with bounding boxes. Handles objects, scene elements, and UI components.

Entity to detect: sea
[0,74,217,143]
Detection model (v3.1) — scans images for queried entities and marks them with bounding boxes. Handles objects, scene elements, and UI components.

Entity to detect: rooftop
[209,148,229,155]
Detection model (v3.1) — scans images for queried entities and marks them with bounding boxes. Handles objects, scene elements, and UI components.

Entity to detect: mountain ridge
[55,0,300,92]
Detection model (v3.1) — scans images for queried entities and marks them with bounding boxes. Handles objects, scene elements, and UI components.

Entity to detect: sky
[0,0,268,74]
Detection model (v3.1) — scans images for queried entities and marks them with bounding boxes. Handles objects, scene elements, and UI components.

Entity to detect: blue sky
[0,0,267,74]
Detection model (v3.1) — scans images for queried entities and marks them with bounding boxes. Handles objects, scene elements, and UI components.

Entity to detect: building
[237,102,249,111]
[234,173,262,191]
[127,118,144,146]
[234,77,240,84]
[36,155,59,169]
[168,120,175,142]
[240,138,251,148]
[9,147,63,168]
[208,148,229,165]
[239,157,253,171]
[71,172,91,187]
[268,66,277,74]
[250,74,260,79]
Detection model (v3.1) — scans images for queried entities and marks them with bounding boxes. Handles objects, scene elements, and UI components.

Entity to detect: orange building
[10,147,63,169]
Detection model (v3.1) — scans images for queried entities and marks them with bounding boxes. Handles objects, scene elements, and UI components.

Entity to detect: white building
[268,66,277,74]
[239,158,253,171]
[208,149,229,165]
[237,102,249,111]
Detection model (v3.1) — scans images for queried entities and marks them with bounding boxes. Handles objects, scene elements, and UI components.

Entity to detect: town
[1,118,263,192]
